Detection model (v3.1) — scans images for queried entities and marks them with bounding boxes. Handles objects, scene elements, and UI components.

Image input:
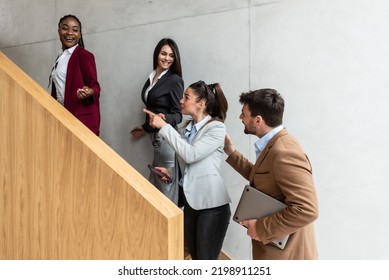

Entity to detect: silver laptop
[233,185,289,249]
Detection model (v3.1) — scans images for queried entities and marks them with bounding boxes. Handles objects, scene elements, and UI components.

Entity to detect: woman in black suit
[131,38,184,204]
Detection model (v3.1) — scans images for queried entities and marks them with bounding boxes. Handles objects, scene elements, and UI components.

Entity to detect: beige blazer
[159,120,231,210]
[226,129,319,260]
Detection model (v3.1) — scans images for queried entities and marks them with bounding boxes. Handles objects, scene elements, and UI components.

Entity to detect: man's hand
[224,134,236,156]
[241,219,261,242]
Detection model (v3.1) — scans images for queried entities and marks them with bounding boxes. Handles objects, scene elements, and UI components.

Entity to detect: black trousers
[183,195,231,260]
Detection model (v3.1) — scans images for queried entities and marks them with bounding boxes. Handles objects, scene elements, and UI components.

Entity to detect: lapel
[249,128,288,183]
[177,120,215,176]
[64,45,81,106]
[141,79,150,104]
[143,69,173,103]
[151,69,172,92]
[190,118,215,143]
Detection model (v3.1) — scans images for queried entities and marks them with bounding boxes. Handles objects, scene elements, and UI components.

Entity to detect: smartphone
[147,164,172,184]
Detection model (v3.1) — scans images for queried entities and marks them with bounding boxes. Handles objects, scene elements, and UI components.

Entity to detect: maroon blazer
[51,46,101,135]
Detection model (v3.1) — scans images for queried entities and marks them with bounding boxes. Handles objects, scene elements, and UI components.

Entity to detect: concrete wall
[1,0,388,259]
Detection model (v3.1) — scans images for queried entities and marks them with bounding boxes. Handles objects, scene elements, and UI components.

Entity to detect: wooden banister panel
[0,51,183,260]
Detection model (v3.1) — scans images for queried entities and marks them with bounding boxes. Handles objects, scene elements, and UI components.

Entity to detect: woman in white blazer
[144,80,231,260]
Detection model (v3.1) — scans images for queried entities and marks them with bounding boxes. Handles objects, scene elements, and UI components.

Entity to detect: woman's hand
[143,109,167,129]
[130,126,145,138]
[157,113,166,121]
[76,86,94,99]
[155,167,171,184]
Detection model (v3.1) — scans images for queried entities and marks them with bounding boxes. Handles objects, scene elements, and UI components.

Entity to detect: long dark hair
[189,80,228,122]
[153,38,182,78]
[58,14,85,48]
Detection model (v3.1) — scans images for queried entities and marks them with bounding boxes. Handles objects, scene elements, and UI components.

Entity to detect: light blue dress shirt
[254,125,284,159]
[184,115,212,143]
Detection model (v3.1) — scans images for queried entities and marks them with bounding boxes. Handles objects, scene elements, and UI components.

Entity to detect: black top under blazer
[141,69,184,133]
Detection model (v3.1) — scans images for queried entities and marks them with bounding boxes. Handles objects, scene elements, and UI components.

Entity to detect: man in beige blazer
[224,88,319,260]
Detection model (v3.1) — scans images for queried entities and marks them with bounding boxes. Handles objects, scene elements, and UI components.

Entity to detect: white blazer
[158,120,231,210]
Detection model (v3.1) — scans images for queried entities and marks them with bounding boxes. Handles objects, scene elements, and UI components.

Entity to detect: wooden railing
[0,51,183,259]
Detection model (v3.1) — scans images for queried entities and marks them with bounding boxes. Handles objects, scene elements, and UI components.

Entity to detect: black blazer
[141,69,184,133]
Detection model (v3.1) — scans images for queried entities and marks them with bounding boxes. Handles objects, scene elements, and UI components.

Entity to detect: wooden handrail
[0,51,183,260]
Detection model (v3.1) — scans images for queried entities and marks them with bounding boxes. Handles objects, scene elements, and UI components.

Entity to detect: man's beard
[243,126,254,135]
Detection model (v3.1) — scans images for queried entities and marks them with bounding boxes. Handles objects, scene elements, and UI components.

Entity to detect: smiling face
[240,104,257,135]
[58,17,81,50]
[156,44,175,72]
